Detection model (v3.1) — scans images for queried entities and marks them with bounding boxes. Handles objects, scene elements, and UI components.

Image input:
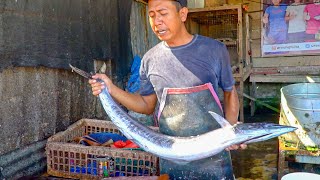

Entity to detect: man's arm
[89,74,157,115]
[224,85,247,150]
[223,85,239,125]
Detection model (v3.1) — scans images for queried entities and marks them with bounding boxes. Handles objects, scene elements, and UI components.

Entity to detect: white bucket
[281,172,320,180]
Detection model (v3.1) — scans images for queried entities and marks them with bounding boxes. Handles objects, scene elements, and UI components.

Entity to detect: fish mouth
[240,133,273,144]
[241,126,297,144]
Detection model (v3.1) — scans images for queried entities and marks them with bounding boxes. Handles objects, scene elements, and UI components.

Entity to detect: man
[89,0,245,179]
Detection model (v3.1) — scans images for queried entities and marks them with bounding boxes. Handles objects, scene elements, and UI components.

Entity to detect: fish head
[234,123,297,144]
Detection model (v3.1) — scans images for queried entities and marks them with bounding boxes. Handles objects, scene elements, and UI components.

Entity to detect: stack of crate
[46,119,159,179]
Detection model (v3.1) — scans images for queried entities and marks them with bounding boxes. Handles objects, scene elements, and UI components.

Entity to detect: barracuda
[70,64,297,164]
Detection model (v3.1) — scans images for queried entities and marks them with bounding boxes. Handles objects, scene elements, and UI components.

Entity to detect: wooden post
[187,5,249,122]
[277,140,286,180]
[93,59,115,118]
[239,81,244,122]
[250,82,256,116]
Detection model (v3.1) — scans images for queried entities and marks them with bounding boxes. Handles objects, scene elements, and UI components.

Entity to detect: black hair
[172,1,183,11]
[144,0,184,11]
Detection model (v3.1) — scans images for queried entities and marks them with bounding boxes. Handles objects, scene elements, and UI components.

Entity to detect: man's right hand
[88,74,113,96]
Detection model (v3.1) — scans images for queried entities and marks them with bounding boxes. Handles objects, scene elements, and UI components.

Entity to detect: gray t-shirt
[139,34,235,100]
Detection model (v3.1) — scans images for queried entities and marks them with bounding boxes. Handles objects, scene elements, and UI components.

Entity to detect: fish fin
[208,111,232,128]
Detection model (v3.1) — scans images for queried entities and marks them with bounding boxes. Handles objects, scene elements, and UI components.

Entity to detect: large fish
[70,64,296,164]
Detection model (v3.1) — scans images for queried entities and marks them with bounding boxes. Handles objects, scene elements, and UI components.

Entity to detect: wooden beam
[188,5,243,12]
[243,93,279,113]
[252,56,320,68]
[252,66,320,75]
[233,65,252,82]
[250,74,320,83]
[242,65,252,80]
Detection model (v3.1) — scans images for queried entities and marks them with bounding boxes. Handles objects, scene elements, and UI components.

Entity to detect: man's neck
[165,31,193,47]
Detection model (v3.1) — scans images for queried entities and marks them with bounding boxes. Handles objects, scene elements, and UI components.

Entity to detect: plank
[252,66,320,75]
[188,5,242,12]
[252,56,320,68]
[250,74,320,83]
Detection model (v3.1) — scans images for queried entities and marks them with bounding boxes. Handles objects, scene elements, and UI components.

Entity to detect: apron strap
[157,88,168,121]
[206,83,223,112]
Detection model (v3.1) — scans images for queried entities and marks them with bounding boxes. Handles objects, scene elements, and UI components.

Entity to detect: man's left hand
[226,144,247,151]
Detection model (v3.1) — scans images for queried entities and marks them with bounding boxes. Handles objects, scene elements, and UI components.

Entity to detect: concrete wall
[0,66,116,178]
[0,67,108,155]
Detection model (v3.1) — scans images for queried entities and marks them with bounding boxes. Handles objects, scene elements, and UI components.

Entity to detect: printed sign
[261,0,320,56]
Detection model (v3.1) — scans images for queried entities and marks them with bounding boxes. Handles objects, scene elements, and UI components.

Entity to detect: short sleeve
[139,58,155,96]
[218,45,235,92]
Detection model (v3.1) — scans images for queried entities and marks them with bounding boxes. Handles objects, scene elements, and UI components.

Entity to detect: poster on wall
[261,0,320,57]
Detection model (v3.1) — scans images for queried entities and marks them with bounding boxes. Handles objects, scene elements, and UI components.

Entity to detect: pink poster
[261,0,320,56]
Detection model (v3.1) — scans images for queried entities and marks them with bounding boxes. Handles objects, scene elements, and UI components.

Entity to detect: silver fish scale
[100,88,175,148]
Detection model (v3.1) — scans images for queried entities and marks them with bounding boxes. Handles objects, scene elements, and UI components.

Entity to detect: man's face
[148,0,186,45]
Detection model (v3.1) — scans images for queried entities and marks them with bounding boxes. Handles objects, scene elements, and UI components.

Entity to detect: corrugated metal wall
[130,1,159,58]
[0,0,143,179]
[0,67,102,153]
[0,0,159,178]
[0,0,132,77]
[0,0,137,153]
[0,66,104,179]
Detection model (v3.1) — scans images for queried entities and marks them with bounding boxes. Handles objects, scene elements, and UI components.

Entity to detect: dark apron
[157,83,234,180]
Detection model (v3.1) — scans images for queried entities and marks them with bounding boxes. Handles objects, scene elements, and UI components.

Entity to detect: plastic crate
[46,119,159,179]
